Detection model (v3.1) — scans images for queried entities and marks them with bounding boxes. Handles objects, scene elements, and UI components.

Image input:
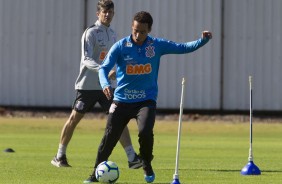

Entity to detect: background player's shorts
[72,90,112,114]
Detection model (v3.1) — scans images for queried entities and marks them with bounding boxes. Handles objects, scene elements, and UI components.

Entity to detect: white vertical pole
[173,78,185,180]
[248,76,253,161]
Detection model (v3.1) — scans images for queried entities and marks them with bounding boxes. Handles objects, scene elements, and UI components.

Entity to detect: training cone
[241,161,261,175]
[3,148,15,153]
[171,178,181,184]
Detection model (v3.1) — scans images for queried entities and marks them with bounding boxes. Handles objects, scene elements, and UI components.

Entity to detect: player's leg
[84,102,131,183]
[136,100,156,183]
[99,92,142,169]
[60,110,84,146]
[119,125,143,169]
[51,90,95,167]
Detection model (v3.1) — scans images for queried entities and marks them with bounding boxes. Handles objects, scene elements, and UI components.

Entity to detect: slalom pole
[171,78,185,184]
[249,75,254,162]
[241,76,261,175]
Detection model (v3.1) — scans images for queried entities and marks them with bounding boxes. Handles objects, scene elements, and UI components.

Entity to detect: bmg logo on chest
[126,63,152,75]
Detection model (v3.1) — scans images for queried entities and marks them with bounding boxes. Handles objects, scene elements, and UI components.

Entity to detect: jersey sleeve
[81,30,100,72]
[99,43,120,89]
[158,37,210,55]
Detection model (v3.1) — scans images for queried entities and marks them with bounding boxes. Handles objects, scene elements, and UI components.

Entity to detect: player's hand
[103,86,113,100]
[108,70,116,80]
[202,31,212,39]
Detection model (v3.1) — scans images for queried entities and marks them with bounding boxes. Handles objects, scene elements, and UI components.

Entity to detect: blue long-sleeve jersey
[99,35,210,103]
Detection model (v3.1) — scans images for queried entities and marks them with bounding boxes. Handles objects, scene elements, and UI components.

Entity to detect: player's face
[97,8,114,27]
[131,20,151,46]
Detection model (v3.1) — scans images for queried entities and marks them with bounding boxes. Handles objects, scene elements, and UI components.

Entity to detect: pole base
[171,178,181,184]
[241,161,261,175]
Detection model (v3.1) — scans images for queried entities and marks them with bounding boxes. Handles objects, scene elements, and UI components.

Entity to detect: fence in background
[0,0,281,112]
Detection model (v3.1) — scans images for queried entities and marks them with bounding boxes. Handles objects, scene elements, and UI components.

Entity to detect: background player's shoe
[51,154,71,167]
[83,171,98,183]
[143,165,155,183]
[128,153,143,169]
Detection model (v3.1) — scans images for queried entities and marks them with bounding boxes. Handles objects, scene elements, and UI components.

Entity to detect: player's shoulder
[87,24,116,36]
[150,35,169,43]
[116,36,131,46]
[83,24,98,37]
[86,24,100,33]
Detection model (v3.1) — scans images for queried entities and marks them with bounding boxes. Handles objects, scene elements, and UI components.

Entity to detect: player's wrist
[103,85,111,90]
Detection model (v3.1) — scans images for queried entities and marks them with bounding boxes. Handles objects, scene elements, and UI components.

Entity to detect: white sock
[57,144,67,159]
[124,145,136,162]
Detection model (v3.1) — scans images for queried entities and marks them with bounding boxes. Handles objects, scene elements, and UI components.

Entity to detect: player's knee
[68,112,83,126]
[138,130,153,140]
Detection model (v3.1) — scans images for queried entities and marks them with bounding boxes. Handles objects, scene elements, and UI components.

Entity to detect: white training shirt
[75,20,117,90]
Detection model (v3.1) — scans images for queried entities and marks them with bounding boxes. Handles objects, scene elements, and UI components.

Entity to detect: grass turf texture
[0,117,281,184]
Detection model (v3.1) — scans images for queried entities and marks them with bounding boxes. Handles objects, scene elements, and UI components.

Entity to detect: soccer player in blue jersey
[84,11,212,183]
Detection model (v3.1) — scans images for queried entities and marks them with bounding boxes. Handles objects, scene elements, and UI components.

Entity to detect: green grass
[0,117,282,184]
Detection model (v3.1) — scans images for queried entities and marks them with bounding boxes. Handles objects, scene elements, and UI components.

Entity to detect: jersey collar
[95,20,110,30]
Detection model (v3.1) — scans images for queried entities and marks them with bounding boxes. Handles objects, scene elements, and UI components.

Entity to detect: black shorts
[72,90,112,114]
[94,100,157,166]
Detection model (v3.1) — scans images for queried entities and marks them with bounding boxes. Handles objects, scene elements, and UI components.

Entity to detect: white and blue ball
[95,161,119,183]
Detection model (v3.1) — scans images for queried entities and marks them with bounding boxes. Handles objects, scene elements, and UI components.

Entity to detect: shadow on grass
[198,169,282,173]
[122,183,168,184]
[157,168,241,172]
[157,168,282,173]
[118,169,282,184]
[190,168,282,173]
[260,170,282,173]
[182,168,241,172]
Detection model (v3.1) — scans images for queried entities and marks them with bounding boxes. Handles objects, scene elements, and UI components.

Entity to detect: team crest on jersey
[75,101,85,111]
[145,46,155,58]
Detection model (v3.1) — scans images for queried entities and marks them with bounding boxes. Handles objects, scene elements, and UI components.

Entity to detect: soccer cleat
[51,154,71,167]
[143,165,155,183]
[144,174,155,183]
[83,172,98,183]
[128,153,143,169]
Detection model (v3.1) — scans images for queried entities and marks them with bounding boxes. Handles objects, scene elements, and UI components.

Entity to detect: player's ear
[148,26,152,33]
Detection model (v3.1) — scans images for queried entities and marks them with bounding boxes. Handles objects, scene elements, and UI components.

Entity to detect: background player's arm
[108,70,116,80]
[82,30,100,72]
[99,42,120,90]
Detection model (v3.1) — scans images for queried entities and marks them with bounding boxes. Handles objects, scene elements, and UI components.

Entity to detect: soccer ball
[95,161,119,183]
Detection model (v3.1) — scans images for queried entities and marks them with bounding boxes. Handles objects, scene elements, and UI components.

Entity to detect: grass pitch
[0,116,281,184]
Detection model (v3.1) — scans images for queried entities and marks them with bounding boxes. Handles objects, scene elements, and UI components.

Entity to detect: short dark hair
[97,0,114,12]
[133,11,153,30]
